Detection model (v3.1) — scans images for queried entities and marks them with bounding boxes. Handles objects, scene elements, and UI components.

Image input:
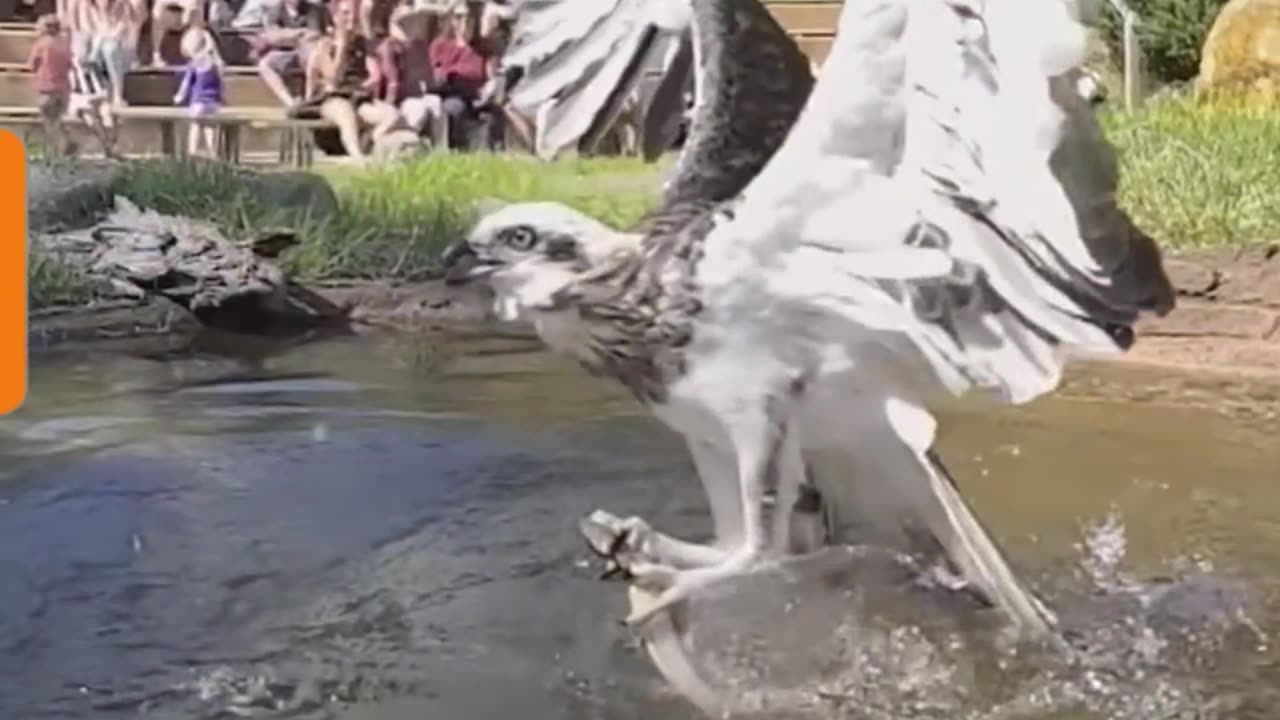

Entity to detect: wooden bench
[112,105,333,167]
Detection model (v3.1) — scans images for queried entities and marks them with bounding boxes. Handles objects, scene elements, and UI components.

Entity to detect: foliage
[1096,0,1229,84]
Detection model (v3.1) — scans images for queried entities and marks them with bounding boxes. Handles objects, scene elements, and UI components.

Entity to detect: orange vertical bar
[0,130,26,415]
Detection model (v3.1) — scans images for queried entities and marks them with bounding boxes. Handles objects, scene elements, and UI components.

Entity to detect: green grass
[1101,95,1280,248]
[28,245,93,310]
[101,154,661,283]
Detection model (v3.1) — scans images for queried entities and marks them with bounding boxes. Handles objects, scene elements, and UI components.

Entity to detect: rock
[44,197,344,335]
[238,169,340,224]
[1195,0,1280,101]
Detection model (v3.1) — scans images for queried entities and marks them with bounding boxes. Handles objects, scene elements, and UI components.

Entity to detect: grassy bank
[1101,96,1280,248]
[108,154,662,283]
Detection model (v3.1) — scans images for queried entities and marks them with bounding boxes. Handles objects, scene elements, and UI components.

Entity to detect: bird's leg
[769,422,805,552]
[580,510,727,576]
[626,390,799,628]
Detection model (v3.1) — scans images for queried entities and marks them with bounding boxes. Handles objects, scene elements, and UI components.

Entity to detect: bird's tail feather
[803,394,1057,635]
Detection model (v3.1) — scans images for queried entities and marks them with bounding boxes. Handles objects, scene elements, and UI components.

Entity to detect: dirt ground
[1126,245,1280,378]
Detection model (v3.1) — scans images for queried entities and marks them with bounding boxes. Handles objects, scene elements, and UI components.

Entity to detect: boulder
[1195,0,1280,100]
[39,197,344,334]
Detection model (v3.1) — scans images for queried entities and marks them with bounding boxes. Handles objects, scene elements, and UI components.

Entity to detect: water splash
[651,512,1267,719]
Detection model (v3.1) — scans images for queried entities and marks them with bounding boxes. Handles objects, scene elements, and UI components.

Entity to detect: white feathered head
[441,201,635,322]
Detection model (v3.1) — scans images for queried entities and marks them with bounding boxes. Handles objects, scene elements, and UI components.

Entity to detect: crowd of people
[246,0,529,158]
[27,0,532,159]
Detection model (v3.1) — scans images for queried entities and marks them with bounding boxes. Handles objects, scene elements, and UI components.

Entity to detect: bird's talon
[600,559,630,581]
[629,561,679,589]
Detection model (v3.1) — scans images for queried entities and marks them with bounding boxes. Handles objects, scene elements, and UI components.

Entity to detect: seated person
[230,0,282,28]
[252,0,322,108]
[372,5,447,148]
[295,0,398,159]
[147,0,207,67]
[426,1,489,149]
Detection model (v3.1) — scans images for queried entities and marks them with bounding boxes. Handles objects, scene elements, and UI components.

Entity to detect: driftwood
[38,197,345,336]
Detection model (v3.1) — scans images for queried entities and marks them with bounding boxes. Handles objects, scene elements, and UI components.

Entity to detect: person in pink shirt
[28,14,75,155]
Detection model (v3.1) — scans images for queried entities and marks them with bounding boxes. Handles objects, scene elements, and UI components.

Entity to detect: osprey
[444,0,1175,707]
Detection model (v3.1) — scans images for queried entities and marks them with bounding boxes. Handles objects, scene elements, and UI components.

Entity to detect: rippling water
[1,331,1276,719]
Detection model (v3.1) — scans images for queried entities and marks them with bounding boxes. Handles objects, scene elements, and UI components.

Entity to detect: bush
[1101,95,1280,247]
[1096,0,1229,84]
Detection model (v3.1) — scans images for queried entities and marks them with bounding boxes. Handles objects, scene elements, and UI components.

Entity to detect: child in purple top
[173,28,225,158]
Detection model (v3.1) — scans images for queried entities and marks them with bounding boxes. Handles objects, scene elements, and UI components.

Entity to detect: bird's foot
[579,509,726,578]
[624,549,761,629]
[579,510,658,580]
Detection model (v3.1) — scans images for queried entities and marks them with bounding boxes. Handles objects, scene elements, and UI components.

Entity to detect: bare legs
[257,54,298,107]
[186,118,216,157]
[318,96,365,159]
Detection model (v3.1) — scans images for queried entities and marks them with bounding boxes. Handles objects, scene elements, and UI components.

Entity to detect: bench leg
[161,120,177,158]
[278,127,291,166]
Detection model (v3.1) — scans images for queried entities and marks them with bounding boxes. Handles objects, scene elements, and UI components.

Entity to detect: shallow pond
[1,332,1276,719]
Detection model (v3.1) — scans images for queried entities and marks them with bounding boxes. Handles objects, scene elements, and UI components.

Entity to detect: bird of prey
[444,0,1175,663]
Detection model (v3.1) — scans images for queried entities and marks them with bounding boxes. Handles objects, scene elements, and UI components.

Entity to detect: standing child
[172,27,224,158]
[27,14,75,156]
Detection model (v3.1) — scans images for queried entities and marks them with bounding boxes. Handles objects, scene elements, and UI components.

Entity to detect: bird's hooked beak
[441,240,502,286]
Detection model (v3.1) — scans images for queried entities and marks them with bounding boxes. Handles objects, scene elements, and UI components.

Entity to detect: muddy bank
[1129,246,1280,377]
[29,245,1280,385]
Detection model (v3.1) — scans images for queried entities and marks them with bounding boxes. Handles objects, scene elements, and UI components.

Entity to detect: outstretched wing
[501,0,694,159]
[704,0,1175,404]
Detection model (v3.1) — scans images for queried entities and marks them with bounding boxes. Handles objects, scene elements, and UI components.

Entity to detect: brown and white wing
[501,0,694,159]
[706,0,1175,405]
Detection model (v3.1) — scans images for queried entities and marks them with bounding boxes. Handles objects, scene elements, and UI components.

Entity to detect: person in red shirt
[370,7,448,148]
[426,1,489,148]
[28,14,76,156]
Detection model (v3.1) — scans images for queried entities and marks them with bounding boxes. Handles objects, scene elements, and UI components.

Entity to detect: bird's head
[441,201,635,322]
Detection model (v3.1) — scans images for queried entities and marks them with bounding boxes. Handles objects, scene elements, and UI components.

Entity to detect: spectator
[472,2,531,151]
[372,4,446,148]
[295,0,390,159]
[57,0,92,78]
[86,0,141,106]
[426,0,488,149]
[172,26,224,157]
[231,0,279,28]
[148,0,206,67]
[27,13,75,155]
[252,0,322,108]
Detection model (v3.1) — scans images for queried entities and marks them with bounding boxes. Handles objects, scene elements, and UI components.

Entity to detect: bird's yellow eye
[504,226,538,250]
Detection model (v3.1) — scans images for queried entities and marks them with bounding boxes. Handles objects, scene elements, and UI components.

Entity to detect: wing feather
[647,0,814,219]
[503,0,692,159]
[709,0,1174,405]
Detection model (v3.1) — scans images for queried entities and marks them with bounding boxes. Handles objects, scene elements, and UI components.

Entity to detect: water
[1,331,1277,719]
